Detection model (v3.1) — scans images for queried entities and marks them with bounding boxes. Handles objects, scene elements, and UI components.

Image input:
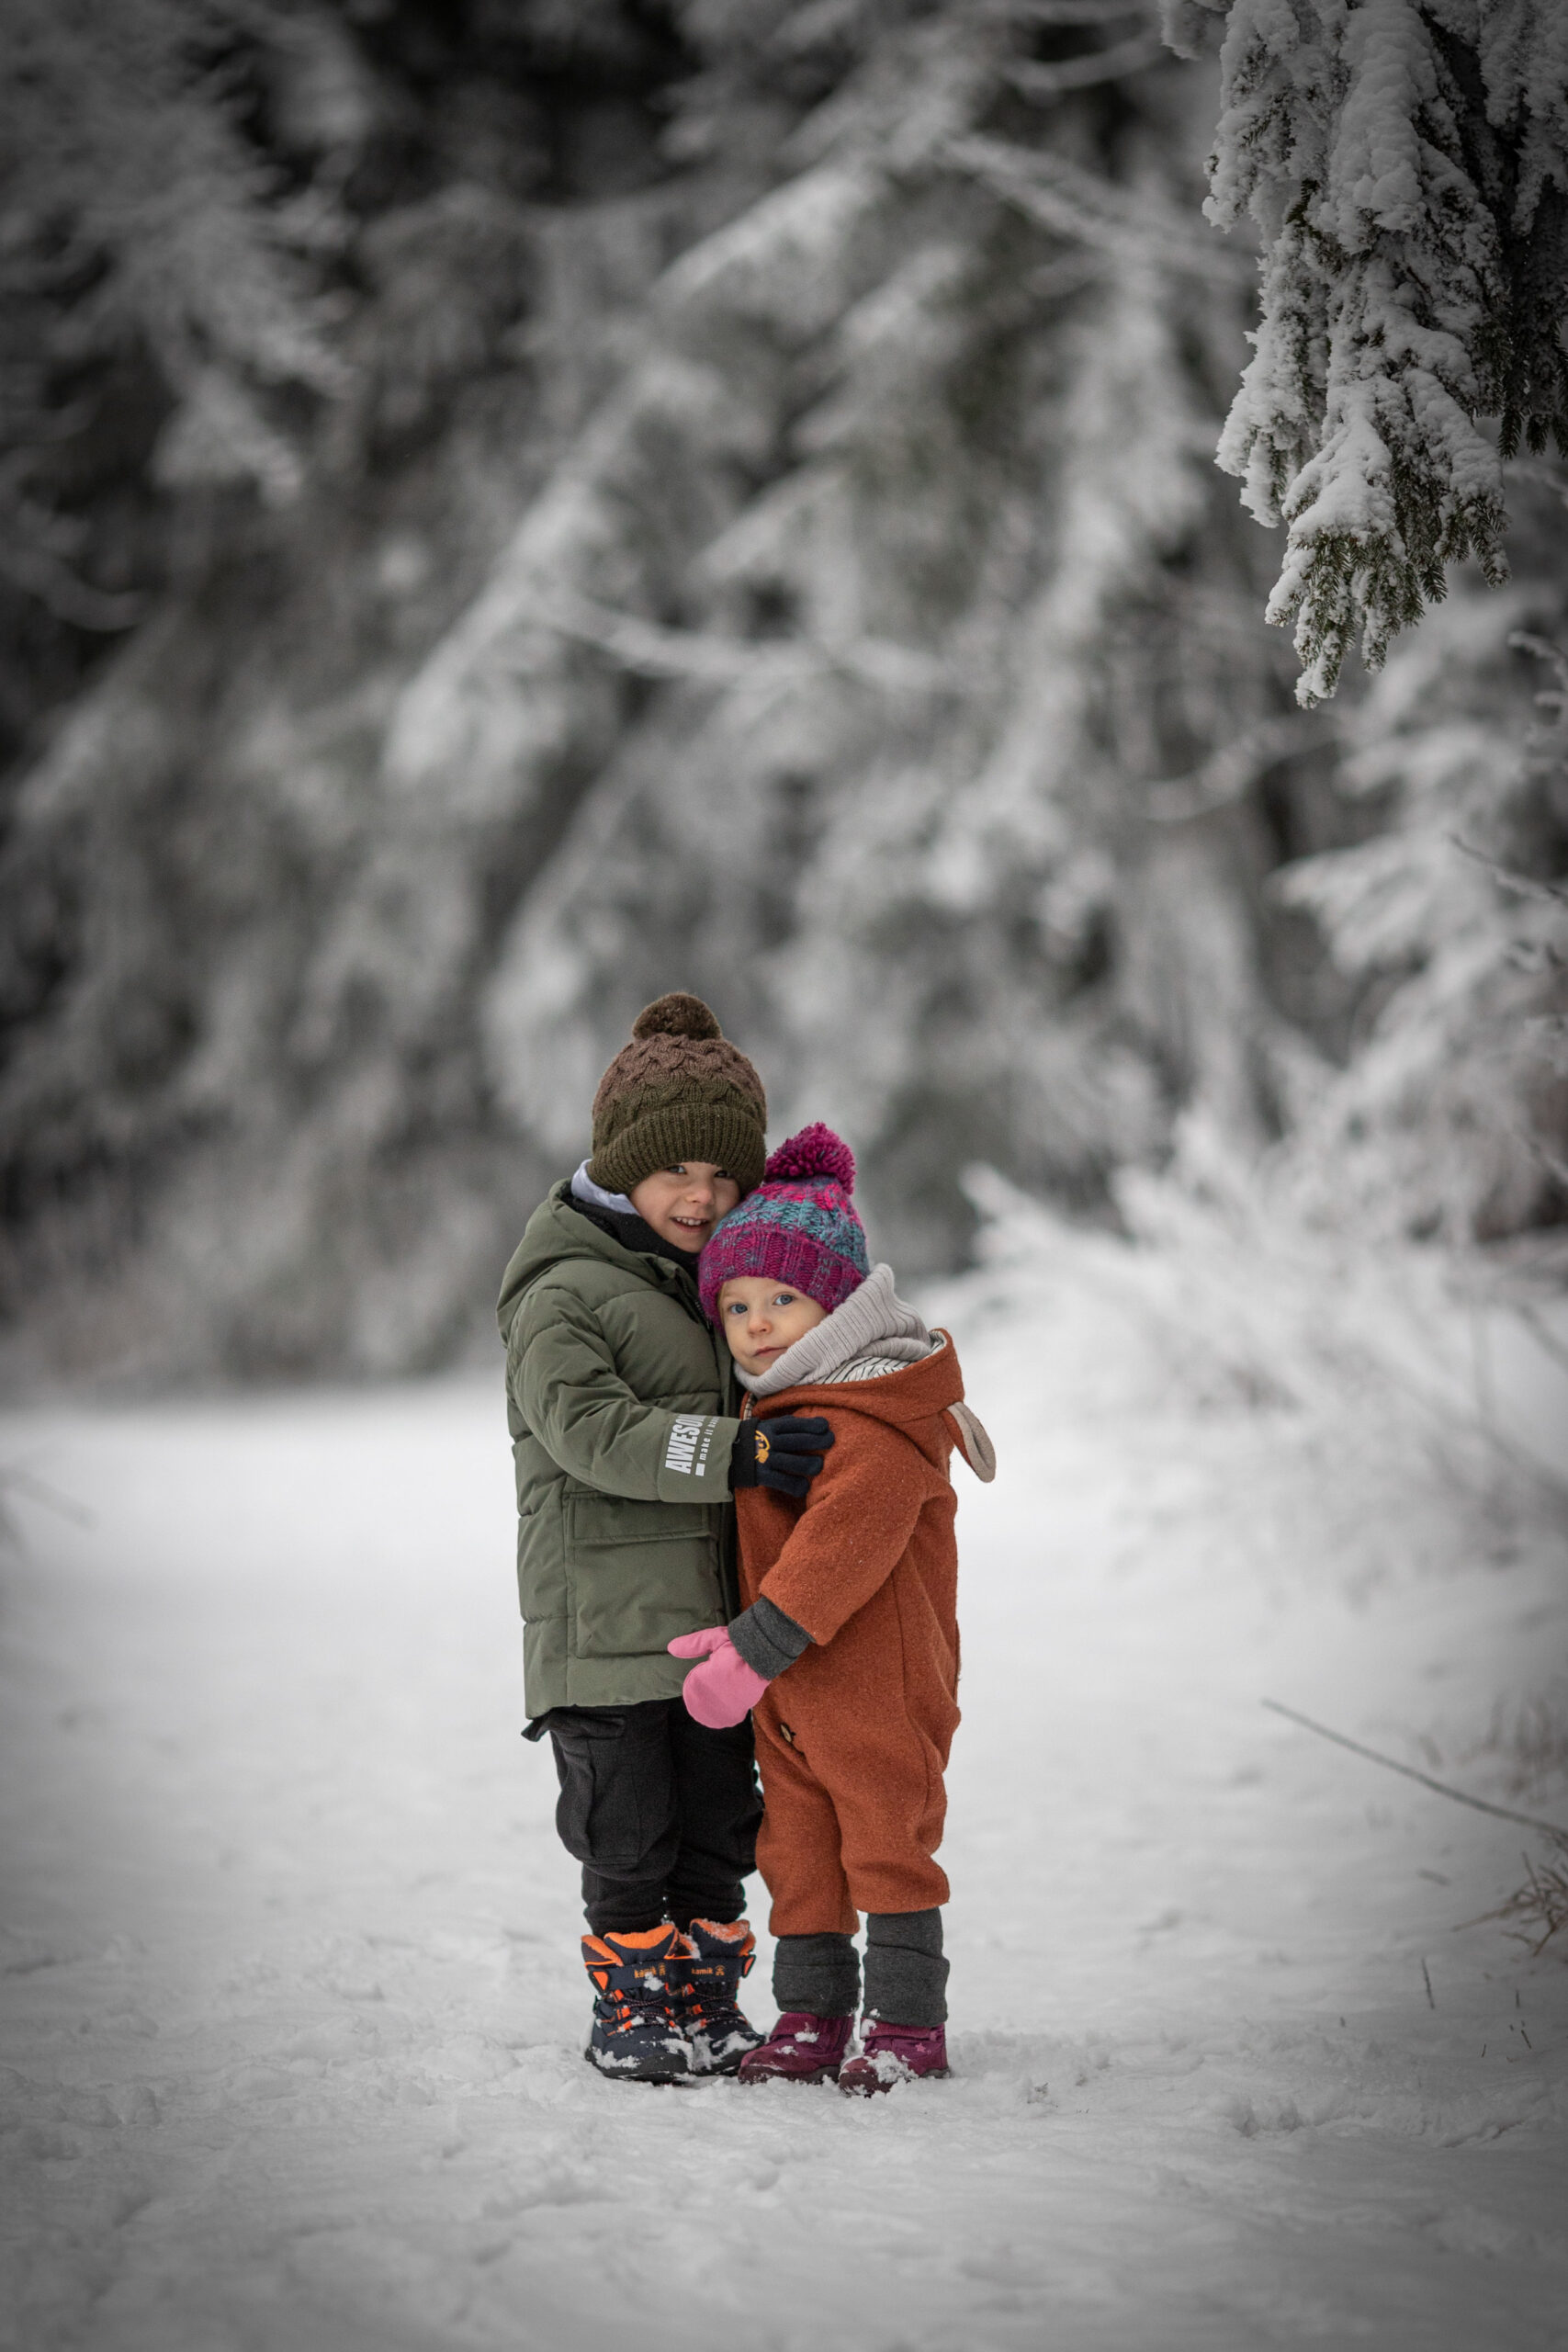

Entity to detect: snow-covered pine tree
[0,0,352,764]
[0,0,349,487]
[1172,0,1568,703]
[1269,526,1568,1244]
[3,0,1562,1380]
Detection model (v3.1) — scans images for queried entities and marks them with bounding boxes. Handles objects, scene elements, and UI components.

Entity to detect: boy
[496,995,833,2081]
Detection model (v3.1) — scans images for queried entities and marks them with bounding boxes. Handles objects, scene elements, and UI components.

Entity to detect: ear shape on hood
[943,1400,997,1482]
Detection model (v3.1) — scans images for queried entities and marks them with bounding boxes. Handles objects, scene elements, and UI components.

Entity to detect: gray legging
[773,1908,947,2025]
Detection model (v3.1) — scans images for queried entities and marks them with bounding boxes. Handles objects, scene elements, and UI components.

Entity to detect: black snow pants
[531,1699,762,1937]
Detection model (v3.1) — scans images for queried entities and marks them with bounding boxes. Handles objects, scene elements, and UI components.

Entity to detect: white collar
[570,1159,637,1217]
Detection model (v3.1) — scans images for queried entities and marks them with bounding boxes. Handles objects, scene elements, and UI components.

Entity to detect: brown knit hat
[587,993,767,1198]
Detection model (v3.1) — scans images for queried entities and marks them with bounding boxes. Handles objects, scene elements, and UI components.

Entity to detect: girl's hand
[668,1627,769,1727]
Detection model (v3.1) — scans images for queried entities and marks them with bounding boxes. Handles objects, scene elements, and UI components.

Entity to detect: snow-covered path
[4,1251,1567,2351]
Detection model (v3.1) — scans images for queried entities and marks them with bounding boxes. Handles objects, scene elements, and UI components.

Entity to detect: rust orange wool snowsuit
[735,1338,977,1935]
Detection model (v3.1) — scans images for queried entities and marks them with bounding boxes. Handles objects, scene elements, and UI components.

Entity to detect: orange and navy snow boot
[673,1917,765,2075]
[581,1926,694,2083]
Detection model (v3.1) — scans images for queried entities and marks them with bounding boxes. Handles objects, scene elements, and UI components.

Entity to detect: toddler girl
[668,1125,994,2094]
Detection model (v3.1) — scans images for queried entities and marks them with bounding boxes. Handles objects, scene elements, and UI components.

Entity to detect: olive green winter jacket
[497,1182,743,1714]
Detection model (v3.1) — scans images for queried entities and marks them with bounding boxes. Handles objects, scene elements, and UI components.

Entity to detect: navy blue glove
[729,1415,834,1499]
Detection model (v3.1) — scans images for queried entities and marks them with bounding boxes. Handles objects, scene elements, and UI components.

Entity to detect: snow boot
[736,2011,853,2086]
[674,1917,766,2075]
[839,2020,950,2097]
[581,1925,694,2083]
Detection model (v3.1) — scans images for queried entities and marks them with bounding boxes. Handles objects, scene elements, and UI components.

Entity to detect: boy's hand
[668,1628,770,1727]
[729,1415,834,1499]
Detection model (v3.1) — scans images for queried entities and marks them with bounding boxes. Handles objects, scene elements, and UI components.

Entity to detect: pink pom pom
[763,1122,856,1193]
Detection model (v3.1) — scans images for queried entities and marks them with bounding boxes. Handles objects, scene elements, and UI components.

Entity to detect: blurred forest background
[1,0,1565,1386]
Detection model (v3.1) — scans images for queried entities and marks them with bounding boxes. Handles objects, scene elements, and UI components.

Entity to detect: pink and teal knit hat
[698,1124,869,1322]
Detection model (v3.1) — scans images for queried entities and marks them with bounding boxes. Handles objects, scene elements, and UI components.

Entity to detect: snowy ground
[4,1213,1567,2352]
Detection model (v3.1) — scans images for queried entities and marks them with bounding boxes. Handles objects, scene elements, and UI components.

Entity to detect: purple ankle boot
[737,2011,853,2085]
[839,2020,950,2097]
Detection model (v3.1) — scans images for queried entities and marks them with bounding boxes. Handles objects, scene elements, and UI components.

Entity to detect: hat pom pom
[632,991,722,1042]
[763,1122,855,1193]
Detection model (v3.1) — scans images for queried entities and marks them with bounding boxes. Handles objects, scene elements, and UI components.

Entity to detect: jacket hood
[752,1325,996,1482]
[496,1180,699,1342]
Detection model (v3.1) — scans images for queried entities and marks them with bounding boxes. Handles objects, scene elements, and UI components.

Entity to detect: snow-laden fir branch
[986,0,1159,23]
[539,589,953,696]
[1192,0,1568,704]
[944,132,1256,282]
[1003,30,1168,96]
[1144,711,1332,819]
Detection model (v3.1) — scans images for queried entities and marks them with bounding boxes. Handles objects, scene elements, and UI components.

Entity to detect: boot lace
[602,1967,677,2037]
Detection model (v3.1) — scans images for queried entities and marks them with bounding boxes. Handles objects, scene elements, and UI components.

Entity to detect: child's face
[629,1163,741,1253]
[716,1277,828,1375]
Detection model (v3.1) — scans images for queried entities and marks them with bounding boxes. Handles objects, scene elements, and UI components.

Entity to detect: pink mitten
[667,1627,769,1728]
